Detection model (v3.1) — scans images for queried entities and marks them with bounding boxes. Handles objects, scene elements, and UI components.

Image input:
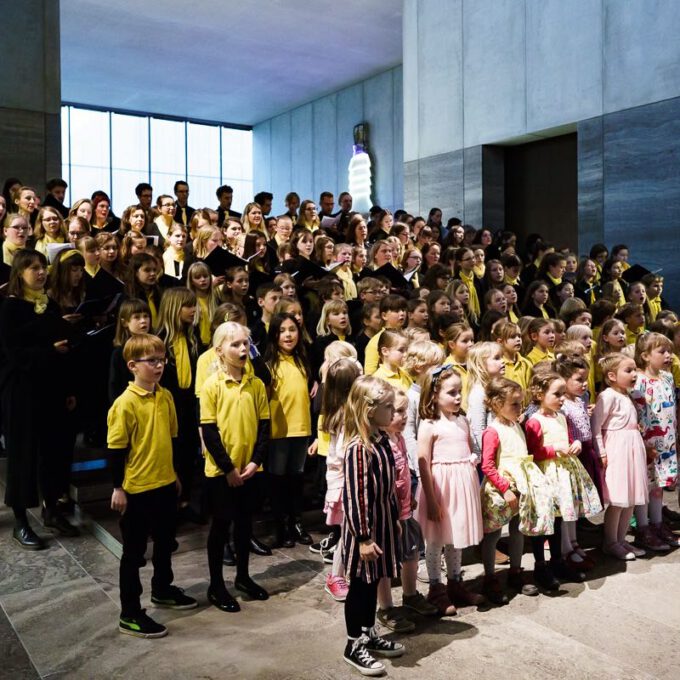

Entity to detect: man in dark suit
[42,178,69,218]
[216,184,241,226]
[174,180,195,226]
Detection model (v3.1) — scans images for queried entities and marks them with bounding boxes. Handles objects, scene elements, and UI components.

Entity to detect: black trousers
[344,578,379,638]
[119,482,177,617]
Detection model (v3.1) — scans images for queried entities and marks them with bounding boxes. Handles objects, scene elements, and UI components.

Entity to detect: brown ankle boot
[427,582,457,616]
[446,578,485,607]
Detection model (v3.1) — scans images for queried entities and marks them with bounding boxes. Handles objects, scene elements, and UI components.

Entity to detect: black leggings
[344,578,378,638]
[531,517,563,565]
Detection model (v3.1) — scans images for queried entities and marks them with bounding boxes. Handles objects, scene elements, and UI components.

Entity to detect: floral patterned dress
[631,371,678,489]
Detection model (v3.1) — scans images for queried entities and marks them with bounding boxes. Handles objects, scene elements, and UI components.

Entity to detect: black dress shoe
[13,524,46,550]
[272,524,295,549]
[223,543,236,566]
[534,563,560,591]
[234,576,269,601]
[552,559,586,583]
[207,587,241,612]
[250,537,272,556]
[43,509,80,537]
[292,521,313,546]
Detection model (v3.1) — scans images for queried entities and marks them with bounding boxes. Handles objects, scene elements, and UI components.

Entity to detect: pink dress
[591,388,649,507]
[415,415,483,548]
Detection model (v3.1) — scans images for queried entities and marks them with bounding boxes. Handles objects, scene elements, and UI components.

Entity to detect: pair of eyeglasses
[135,357,167,367]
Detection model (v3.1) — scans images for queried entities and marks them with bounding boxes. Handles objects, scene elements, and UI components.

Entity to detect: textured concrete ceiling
[60,0,402,126]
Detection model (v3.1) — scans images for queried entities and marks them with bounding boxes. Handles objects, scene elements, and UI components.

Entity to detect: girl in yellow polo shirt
[524,318,556,366]
[200,321,270,612]
[492,320,532,402]
[265,312,313,549]
[374,329,412,391]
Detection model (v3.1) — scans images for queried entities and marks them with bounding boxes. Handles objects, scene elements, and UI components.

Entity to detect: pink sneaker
[325,574,349,601]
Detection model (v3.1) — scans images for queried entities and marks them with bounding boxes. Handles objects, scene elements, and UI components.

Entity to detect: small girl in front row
[480,378,554,604]
[374,329,412,391]
[631,332,680,551]
[319,358,362,602]
[591,354,649,560]
[415,367,484,616]
[377,390,438,632]
[200,322,270,613]
[524,372,602,586]
[342,376,404,676]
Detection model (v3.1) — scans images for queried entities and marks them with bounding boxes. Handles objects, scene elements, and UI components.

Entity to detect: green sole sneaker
[119,615,168,639]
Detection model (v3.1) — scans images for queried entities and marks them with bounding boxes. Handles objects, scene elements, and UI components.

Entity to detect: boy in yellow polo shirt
[108,334,197,639]
[200,322,270,612]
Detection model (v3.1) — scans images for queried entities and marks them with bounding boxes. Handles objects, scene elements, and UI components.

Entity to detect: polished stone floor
[2,492,680,680]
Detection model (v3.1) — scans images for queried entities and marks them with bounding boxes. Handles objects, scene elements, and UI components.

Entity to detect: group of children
[2,190,678,677]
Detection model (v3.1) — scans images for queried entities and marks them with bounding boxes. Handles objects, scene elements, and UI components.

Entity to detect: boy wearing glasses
[107,333,197,638]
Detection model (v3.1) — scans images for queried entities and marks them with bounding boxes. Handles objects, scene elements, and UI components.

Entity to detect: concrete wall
[253,66,403,214]
[0,1,62,192]
[403,0,680,306]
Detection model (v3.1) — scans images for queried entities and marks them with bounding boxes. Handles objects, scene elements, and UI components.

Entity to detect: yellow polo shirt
[526,346,555,366]
[502,354,532,397]
[364,329,384,375]
[270,354,311,438]
[195,346,255,397]
[625,325,644,348]
[445,356,470,410]
[373,364,413,391]
[200,370,269,476]
[107,383,178,494]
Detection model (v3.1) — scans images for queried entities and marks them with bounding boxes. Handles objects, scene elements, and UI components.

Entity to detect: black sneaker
[151,586,198,610]
[309,531,336,554]
[364,627,405,658]
[343,636,385,676]
[119,610,168,638]
[321,544,336,564]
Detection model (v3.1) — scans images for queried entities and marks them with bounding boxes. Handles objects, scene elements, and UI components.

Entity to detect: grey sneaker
[403,591,439,616]
[376,607,416,633]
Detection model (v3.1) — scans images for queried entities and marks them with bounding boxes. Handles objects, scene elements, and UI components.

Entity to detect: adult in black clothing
[0,250,79,549]
[368,209,393,242]
[174,180,195,226]
[216,184,241,226]
[43,178,69,219]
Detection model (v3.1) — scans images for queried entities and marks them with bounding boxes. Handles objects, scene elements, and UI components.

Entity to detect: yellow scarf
[335,266,357,300]
[173,335,192,389]
[473,264,485,279]
[85,263,100,278]
[539,305,549,320]
[648,296,662,322]
[504,274,520,287]
[23,287,49,314]
[146,292,158,328]
[508,308,519,324]
[197,296,211,346]
[547,273,562,286]
[460,270,480,317]
[3,240,22,265]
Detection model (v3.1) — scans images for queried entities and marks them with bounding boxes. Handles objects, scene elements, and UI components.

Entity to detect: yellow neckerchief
[538,305,549,320]
[473,263,485,279]
[43,233,63,244]
[504,274,520,286]
[620,261,630,271]
[508,308,519,324]
[648,296,662,322]
[612,279,626,308]
[625,325,644,347]
[335,266,358,300]
[85,263,100,278]
[584,278,597,305]
[460,269,480,317]
[146,291,158,328]
[547,273,562,286]
[595,261,602,282]
[3,239,22,265]
[23,287,49,314]
[173,334,192,389]
[197,296,211,346]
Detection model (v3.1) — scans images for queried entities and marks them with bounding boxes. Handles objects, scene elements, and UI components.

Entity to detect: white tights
[634,488,663,528]
[425,543,462,583]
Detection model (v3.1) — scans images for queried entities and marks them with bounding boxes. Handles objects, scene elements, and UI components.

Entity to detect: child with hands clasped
[630,333,680,551]
[341,376,405,676]
[108,334,198,639]
[415,367,485,616]
[591,354,650,560]
[377,390,438,632]
[200,322,270,613]
[524,372,602,586]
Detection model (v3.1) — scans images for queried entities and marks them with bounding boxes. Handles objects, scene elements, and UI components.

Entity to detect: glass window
[187,123,220,210]
[150,118,186,200]
[68,108,111,204]
[221,128,253,213]
[111,113,150,215]
[61,106,71,206]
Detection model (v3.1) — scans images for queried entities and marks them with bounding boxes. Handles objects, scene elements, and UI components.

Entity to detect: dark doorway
[504,133,577,253]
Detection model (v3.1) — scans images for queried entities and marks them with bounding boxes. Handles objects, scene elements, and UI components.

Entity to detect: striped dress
[342,433,400,583]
